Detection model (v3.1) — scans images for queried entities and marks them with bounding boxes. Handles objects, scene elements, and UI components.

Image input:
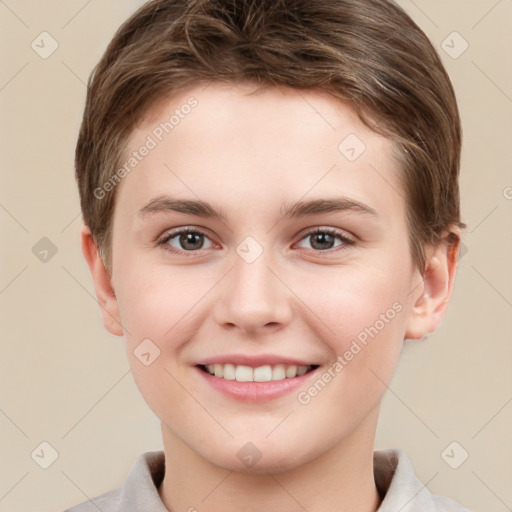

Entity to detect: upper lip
[195,354,319,368]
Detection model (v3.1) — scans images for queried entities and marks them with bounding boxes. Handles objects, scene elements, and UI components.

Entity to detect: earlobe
[80,223,124,336]
[404,231,461,340]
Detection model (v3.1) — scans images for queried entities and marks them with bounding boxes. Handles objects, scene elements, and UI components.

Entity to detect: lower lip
[195,366,320,402]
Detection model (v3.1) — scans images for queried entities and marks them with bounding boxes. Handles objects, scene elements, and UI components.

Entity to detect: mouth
[197,363,320,382]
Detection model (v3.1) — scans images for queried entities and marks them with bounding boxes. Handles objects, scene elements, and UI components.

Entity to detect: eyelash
[157,227,356,256]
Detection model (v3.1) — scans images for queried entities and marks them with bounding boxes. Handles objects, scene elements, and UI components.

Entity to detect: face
[104,82,428,473]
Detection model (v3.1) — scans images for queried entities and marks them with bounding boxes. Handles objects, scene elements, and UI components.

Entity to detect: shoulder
[374,449,474,512]
[62,451,166,512]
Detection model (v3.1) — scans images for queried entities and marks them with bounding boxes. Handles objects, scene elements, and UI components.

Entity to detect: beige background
[0,1,511,511]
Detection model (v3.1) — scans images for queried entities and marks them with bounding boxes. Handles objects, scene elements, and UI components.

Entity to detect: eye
[159,228,214,253]
[157,227,354,255]
[296,228,355,252]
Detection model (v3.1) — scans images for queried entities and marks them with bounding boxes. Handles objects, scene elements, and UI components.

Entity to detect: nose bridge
[214,242,292,332]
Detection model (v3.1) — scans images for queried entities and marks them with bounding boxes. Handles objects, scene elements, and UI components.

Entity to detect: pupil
[311,232,334,250]
[180,232,203,250]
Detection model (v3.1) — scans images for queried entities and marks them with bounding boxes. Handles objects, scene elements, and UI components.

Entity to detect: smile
[198,363,319,382]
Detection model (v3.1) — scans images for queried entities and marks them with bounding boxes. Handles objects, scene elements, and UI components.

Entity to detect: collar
[73,449,470,511]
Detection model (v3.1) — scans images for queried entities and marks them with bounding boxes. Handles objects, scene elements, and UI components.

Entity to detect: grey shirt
[64,449,472,511]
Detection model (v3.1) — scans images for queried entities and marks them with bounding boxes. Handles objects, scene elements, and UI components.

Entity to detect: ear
[405,229,461,340]
[80,223,124,336]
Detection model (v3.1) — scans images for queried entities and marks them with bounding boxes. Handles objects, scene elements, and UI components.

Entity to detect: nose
[213,249,293,335]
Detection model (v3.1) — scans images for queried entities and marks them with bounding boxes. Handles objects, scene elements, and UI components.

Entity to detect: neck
[158,407,382,512]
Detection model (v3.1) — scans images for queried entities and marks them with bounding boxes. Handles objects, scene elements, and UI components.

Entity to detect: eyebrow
[138,196,229,222]
[137,195,377,222]
[281,197,377,219]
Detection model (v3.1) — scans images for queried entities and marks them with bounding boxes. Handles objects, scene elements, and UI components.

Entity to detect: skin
[82,82,460,512]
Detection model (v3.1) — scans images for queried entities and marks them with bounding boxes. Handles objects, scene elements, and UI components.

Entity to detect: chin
[204,438,318,476]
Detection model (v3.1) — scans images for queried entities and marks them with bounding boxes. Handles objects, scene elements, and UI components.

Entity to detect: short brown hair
[75,0,465,273]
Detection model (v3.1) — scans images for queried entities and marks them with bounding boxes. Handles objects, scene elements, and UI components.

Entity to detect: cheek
[113,263,215,406]
[303,260,410,343]
[114,260,213,343]
[115,275,198,423]
[296,262,410,400]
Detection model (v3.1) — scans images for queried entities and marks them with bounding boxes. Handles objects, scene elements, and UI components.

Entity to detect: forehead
[116,82,404,225]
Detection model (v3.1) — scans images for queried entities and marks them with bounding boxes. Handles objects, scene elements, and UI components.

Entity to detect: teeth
[272,364,286,380]
[214,364,223,378]
[235,365,253,382]
[223,364,236,380]
[202,363,314,382]
[253,365,272,382]
[296,365,308,376]
[285,365,297,378]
